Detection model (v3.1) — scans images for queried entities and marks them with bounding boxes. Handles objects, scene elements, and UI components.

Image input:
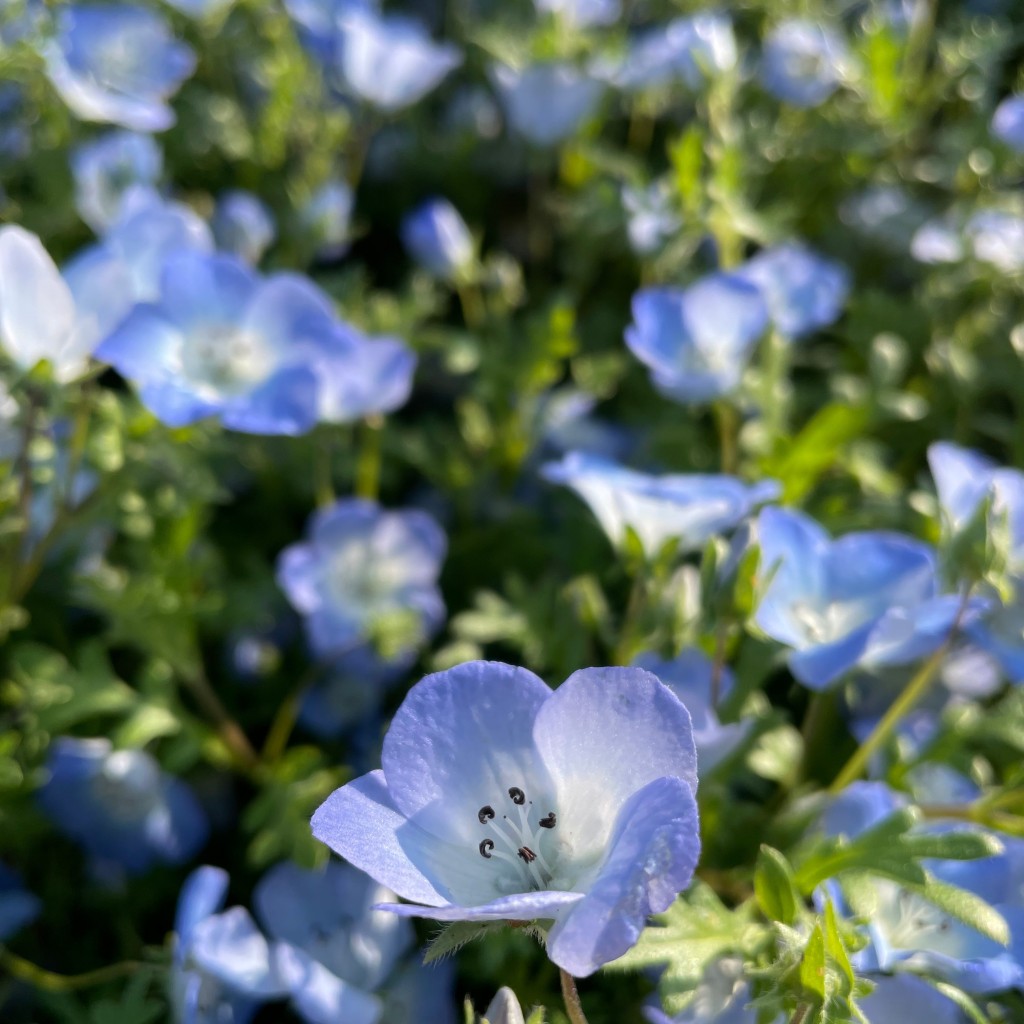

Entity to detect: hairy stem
[0,948,144,993]
[560,969,591,1024]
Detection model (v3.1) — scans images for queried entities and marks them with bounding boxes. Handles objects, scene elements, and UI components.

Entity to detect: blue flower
[71,130,163,232]
[492,63,602,147]
[736,244,850,340]
[992,95,1024,152]
[911,217,964,264]
[42,4,196,131]
[277,499,446,663]
[298,647,398,740]
[608,13,737,93]
[534,0,620,28]
[819,781,904,841]
[334,10,461,112]
[172,866,289,1024]
[624,275,769,404]
[856,974,971,1024]
[965,210,1024,273]
[212,191,276,266]
[542,451,779,556]
[0,864,41,942]
[255,861,412,1024]
[753,507,970,690]
[622,182,681,256]
[645,956,780,1023]
[37,737,208,875]
[312,661,701,977]
[401,198,475,281]
[633,650,750,774]
[760,20,850,108]
[0,224,126,381]
[301,179,354,259]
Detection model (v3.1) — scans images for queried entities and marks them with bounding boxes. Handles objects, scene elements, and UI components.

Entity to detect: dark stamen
[478,805,495,823]
[539,812,557,829]
[508,787,526,805]
[517,846,537,863]
[479,839,494,859]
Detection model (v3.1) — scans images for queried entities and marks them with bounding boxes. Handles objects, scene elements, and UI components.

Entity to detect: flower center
[476,786,558,892]
[181,322,274,397]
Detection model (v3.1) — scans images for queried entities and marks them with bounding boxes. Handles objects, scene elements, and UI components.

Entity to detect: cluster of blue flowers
[2,1,1024,1023]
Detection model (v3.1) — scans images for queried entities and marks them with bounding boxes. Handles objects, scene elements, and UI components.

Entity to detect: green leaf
[424,921,506,965]
[905,877,1010,946]
[823,900,854,987]
[928,982,991,1024]
[754,845,801,926]
[899,830,1004,862]
[800,923,827,999]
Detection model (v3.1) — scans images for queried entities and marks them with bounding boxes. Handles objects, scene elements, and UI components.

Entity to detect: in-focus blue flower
[736,243,850,340]
[633,650,750,774]
[965,210,1024,273]
[172,866,289,1024]
[0,224,127,381]
[334,10,461,112]
[71,130,163,232]
[43,4,196,131]
[608,13,736,93]
[535,0,620,28]
[37,737,208,875]
[992,95,1024,152]
[754,507,971,690]
[300,179,354,259]
[255,861,412,1024]
[312,660,701,977]
[542,451,779,556]
[624,275,769,404]
[645,955,781,1023]
[492,63,602,147]
[0,864,41,942]
[760,20,850,108]
[277,499,446,663]
[401,198,475,281]
[622,182,681,256]
[212,191,276,266]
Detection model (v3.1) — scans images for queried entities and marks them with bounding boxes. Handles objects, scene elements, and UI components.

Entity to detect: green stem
[714,401,739,475]
[354,417,383,502]
[456,279,486,330]
[790,1003,811,1024]
[612,569,646,666]
[182,664,261,776]
[828,589,972,794]
[315,433,335,508]
[559,969,591,1024]
[0,948,143,993]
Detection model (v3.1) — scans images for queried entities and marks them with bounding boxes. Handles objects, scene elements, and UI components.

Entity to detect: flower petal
[311,770,450,908]
[547,775,700,977]
[533,666,697,862]
[174,865,229,952]
[381,661,554,845]
[275,944,382,1024]
[375,889,583,923]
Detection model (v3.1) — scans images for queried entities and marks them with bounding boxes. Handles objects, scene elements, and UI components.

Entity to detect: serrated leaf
[755,845,801,926]
[424,921,505,964]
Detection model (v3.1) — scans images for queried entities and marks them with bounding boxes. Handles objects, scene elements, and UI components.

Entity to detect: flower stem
[714,401,739,475]
[559,969,591,1024]
[0,948,144,992]
[355,416,383,502]
[828,589,971,795]
[182,663,261,777]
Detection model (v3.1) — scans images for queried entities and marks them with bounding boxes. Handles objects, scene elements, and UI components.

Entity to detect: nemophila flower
[535,0,620,28]
[819,781,904,841]
[645,956,781,1024]
[0,865,41,941]
[37,737,208,875]
[633,650,750,774]
[992,95,1024,151]
[530,388,632,463]
[255,861,411,1024]
[608,13,737,93]
[42,4,196,131]
[71,130,163,232]
[298,647,397,740]
[301,179,354,259]
[492,63,602,147]
[0,225,128,381]
[277,499,446,663]
[622,182,681,256]
[542,451,779,556]
[212,191,276,266]
[334,9,461,112]
[965,210,1024,273]
[624,275,769,404]
[401,198,475,281]
[754,507,974,690]
[483,987,526,1024]
[856,973,968,1024]
[172,866,288,1024]
[311,661,701,977]
[760,20,850,108]
[911,217,964,264]
[736,244,850,340]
